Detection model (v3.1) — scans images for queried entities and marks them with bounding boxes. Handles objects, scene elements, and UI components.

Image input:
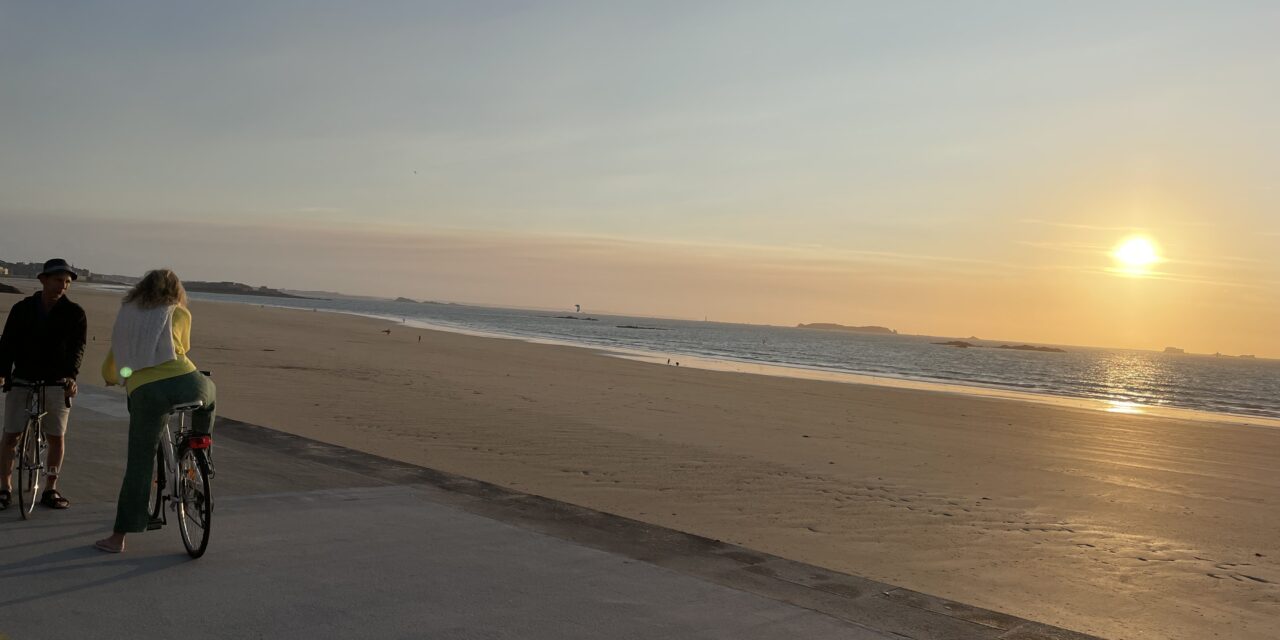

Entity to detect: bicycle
[146,398,214,558]
[4,379,72,520]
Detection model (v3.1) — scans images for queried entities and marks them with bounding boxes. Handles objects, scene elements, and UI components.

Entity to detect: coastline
[194,292,1280,430]
[6,283,1280,639]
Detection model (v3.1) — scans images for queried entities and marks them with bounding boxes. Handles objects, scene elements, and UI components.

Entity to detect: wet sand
[9,283,1279,639]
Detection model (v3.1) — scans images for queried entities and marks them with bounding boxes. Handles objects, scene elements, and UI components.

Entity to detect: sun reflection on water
[1089,353,1166,415]
[1105,401,1146,414]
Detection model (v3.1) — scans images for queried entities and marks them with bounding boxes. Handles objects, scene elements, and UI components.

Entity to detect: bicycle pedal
[146,518,164,531]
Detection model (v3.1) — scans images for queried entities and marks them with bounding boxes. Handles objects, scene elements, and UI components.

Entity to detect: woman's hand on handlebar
[65,379,78,399]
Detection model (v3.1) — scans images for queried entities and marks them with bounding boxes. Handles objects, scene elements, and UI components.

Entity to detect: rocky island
[934,341,1066,353]
[934,341,977,348]
[184,281,315,299]
[797,323,897,335]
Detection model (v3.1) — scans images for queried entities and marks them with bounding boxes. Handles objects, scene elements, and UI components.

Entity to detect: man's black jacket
[0,293,88,382]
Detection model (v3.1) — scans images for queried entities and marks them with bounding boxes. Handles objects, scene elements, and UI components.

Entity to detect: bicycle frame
[153,408,192,525]
[24,387,49,425]
[23,388,48,493]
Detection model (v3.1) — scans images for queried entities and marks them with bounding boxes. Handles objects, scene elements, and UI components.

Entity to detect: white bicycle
[147,399,214,558]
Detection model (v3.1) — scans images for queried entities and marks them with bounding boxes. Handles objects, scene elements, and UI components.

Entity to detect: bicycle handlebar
[3,378,72,390]
[3,378,74,408]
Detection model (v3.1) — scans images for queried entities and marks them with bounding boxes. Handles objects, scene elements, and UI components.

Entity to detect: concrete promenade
[0,386,1100,639]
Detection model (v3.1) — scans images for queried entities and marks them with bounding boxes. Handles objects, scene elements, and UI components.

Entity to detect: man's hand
[0,376,6,390]
[65,379,78,399]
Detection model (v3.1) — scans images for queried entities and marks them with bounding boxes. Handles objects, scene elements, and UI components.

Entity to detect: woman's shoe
[94,538,124,553]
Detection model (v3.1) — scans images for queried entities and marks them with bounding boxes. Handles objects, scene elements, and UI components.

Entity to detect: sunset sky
[2,2,1277,356]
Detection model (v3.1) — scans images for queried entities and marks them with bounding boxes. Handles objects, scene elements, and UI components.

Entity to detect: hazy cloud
[1019,219,1144,233]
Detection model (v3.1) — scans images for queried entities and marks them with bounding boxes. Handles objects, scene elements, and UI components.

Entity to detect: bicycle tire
[15,421,43,519]
[149,447,165,526]
[176,448,212,558]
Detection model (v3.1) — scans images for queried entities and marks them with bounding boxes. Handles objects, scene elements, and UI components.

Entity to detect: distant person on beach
[95,269,217,553]
[0,259,86,510]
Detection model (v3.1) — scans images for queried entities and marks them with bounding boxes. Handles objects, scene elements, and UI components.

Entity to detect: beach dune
[33,286,1280,640]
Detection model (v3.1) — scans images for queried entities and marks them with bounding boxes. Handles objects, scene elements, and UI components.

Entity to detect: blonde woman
[96,269,216,553]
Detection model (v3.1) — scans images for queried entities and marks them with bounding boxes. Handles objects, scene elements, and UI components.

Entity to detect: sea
[183,291,1280,423]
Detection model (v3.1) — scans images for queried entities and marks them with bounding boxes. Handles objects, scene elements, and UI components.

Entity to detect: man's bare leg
[46,435,64,490]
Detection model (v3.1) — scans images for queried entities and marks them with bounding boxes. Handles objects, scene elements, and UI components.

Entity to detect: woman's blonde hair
[123,269,188,309]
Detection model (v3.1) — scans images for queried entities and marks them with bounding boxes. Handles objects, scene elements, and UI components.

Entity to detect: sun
[1112,235,1160,273]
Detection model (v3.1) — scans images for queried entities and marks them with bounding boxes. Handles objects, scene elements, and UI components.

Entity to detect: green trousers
[114,371,217,533]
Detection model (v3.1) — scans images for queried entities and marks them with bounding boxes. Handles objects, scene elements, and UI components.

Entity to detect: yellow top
[102,306,199,395]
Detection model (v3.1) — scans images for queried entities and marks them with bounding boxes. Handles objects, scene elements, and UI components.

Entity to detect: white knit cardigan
[110,303,178,373]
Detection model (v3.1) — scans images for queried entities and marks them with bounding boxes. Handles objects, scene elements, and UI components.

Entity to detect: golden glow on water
[1105,401,1146,414]
[608,350,1280,427]
[1111,236,1161,276]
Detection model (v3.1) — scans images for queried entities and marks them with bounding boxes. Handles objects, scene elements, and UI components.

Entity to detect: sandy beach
[9,283,1279,639]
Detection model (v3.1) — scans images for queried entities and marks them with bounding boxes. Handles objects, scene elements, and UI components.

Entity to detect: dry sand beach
[8,284,1278,639]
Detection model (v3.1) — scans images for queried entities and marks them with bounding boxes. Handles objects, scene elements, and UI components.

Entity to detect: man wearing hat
[0,258,88,510]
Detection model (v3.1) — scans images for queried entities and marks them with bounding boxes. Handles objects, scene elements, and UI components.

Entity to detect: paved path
[0,386,1100,640]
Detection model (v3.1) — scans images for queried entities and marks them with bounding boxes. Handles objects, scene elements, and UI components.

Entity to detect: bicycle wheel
[15,422,43,519]
[148,448,166,528]
[176,448,212,558]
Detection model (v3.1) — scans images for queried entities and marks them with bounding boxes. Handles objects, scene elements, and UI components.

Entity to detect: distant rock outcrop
[184,281,313,299]
[933,341,1066,353]
[1163,346,1185,354]
[616,325,667,331]
[86,273,137,285]
[395,297,417,303]
[0,283,23,295]
[797,323,897,335]
[555,315,599,321]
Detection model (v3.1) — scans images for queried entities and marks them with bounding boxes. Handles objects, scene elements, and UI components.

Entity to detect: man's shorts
[3,385,71,436]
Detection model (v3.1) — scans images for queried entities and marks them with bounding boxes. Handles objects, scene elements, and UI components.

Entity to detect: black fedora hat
[39,258,79,280]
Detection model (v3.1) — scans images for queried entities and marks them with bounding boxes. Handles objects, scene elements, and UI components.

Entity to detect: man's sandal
[41,488,70,509]
[0,489,10,510]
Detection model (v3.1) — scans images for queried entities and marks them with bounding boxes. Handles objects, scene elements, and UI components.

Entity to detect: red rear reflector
[188,436,212,449]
